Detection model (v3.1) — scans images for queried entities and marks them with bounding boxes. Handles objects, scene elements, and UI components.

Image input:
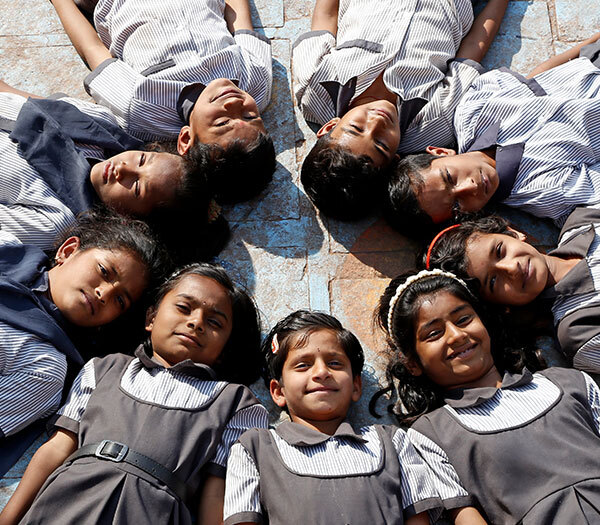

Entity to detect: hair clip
[271,334,280,354]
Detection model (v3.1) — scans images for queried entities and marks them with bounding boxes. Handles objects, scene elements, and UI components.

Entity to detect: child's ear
[144,307,156,333]
[425,146,456,157]
[55,236,81,265]
[506,226,527,241]
[316,118,341,138]
[270,379,287,409]
[177,126,194,155]
[404,357,424,377]
[351,374,362,403]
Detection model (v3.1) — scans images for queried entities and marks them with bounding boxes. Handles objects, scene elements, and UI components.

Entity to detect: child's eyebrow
[174,293,229,320]
[340,127,388,160]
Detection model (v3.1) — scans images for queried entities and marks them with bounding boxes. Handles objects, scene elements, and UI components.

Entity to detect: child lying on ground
[223,310,485,524]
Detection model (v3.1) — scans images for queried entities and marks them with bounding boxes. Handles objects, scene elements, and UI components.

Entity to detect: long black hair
[371,271,545,425]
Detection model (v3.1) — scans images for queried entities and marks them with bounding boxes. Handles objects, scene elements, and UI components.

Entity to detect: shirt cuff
[48,414,80,435]
[293,30,335,49]
[224,511,263,525]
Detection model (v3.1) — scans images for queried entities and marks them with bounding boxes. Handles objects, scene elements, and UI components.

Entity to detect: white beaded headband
[386,269,469,347]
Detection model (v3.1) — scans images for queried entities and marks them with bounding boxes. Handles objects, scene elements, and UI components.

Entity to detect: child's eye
[99,264,108,277]
[350,124,363,133]
[208,318,222,328]
[294,362,309,370]
[495,242,503,258]
[489,275,497,293]
[243,114,257,121]
[445,169,454,186]
[134,179,140,197]
[215,119,229,127]
[456,314,472,326]
[375,139,389,151]
[139,153,146,167]
[176,303,191,313]
[117,296,126,310]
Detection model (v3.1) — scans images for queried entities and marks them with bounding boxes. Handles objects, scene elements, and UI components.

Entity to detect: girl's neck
[290,415,346,436]
[348,72,397,109]
[544,253,582,288]
[451,365,503,391]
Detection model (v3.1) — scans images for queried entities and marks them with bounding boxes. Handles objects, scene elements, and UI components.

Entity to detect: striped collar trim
[134,345,217,379]
[444,368,533,408]
[275,420,367,446]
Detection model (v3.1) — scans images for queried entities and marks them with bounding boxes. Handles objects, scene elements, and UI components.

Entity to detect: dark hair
[372,271,545,425]
[208,133,276,204]
[143,141,231,263]
[300,134,384,220]
[53,206,169,292]
[262,310,365,384]
[384,154,439,237]
[146,263,262,385]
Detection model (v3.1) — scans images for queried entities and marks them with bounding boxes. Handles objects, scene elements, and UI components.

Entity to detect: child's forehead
[286,328,345,356]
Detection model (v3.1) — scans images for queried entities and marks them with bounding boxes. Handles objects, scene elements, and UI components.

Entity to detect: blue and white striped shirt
[292,0,481,153]
[454,57,600,227]
[83,0,272,141]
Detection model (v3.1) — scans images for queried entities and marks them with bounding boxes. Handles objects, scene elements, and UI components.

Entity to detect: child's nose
[454,178,478,196]
[187,311,204,331]
[446,322,468,343]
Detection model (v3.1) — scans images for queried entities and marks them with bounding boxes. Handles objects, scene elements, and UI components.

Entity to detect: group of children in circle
[1,0,600,522]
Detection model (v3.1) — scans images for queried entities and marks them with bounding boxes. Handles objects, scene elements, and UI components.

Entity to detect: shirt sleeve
[292,30,337,125]
[0,327,67,438]
[208,404,269,477]
[54,96,121,128]
[50,359,97,435]
[407,427,474,512]
[582,371,600,433]
[234,30,273,112]
[0,92,27,120]
[223,441,263,525]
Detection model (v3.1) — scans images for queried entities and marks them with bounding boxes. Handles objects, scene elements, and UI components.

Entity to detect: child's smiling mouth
[447,343,477,360]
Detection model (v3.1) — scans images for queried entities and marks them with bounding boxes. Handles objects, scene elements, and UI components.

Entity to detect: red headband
[426,224,461,269]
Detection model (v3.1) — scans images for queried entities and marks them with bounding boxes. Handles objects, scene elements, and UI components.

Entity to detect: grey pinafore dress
[21,350,265,525]
[410,367,600,524]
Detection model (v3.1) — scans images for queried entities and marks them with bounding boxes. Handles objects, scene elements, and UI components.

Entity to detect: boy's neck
[544,254,582,287]
[349,72,397,109]
[290,415,346,436]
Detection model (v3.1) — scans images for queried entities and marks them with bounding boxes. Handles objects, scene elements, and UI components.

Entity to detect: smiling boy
[386,36,600,236]
[295,0,509,219]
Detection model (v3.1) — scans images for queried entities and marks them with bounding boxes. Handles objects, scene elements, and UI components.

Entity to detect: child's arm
[406,511,431,525]
[456,0,509,63]
[451,506,488,524]
[197,475,225,525]
[50,0,112,70]
[311,0,339,36]
[0,429,77,525]
[527,32,600,77]
[0,80,43,99]
[224,0,254,33]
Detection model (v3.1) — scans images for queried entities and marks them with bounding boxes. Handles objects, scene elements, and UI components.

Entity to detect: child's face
[89,150,182,216]
[48,237,148,327]
[317,100,400,168]
[183,78,266,148]
[270,329,361,426]
[413,291,495,390]
[465,232,549,305]
[146,274,233,368]
[414,150,499,223]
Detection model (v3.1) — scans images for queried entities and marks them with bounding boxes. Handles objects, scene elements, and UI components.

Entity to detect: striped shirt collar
[275,420,367,446]
[542,220,595,299]
[444,368,533,408]
[135,345,217,379]
[465,120,525,202]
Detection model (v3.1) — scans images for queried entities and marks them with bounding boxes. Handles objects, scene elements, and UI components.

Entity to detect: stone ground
[1,0,597,506]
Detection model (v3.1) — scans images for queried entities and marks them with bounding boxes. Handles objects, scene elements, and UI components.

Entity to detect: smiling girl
[0,263,267,525]
[423,210,600,373]
[375,269,600,523]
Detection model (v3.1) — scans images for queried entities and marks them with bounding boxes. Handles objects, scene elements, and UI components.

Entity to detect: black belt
[66,440,188,501]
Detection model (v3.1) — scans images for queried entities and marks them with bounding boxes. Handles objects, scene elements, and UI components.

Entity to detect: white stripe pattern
[552,223,600,374]
[0,93,105,249]
[213,405,268,468]
[56,359,97,423]
[454,57,600,226]
[443,374,560,432]
[86,0,272,141]
[582,372,600,433]
[0,320,67,437]
[224,442,261,520]
[293,0,478,151]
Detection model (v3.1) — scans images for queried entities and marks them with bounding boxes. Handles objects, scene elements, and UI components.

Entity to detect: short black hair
[262,310,365,383]
[384,154,439,238]
[209,133,276,204]
[148,263,262,385]
[301,134,383,221]
[144,141,231,263]
[53,206,170,292]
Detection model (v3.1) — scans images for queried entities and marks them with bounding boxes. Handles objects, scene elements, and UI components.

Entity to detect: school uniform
[409,367,600,524]
[540,208,600,374]
[453,57,600,226]
[293,0,482,153]
[21,347,268,525]
[223,420,472,524]
[0,93,142,249]
[0,243,84,475]
[80,0,272,141]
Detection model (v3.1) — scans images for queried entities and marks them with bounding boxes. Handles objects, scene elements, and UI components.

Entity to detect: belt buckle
[95,440,129,462]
